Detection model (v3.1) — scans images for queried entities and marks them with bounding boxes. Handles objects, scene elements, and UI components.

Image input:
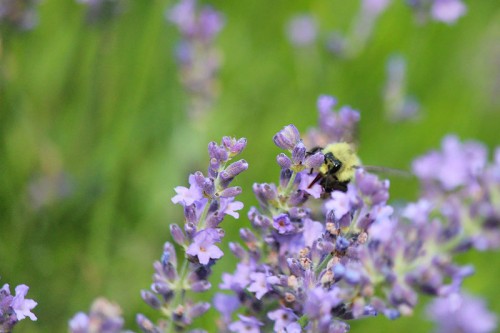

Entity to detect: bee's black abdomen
[320,176,349,193]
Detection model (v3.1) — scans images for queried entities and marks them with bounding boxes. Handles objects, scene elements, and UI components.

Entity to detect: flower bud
[170,224,186,245]
[273,124,301,150]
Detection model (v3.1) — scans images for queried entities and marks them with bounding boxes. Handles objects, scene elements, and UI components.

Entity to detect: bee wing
[356,165,413,178]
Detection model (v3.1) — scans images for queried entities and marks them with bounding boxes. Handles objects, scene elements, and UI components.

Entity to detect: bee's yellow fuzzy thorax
[320,142,361,182]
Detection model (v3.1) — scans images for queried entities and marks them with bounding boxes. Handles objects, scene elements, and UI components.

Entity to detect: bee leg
[306,146,323,155]
[308,173,323,188]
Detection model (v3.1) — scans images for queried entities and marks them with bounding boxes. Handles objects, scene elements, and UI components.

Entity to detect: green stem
[166,258,190,332]
[283,171,298,197]
[315,253,333,275]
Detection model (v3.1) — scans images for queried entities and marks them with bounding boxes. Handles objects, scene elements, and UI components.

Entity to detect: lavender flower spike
[167,0,225,118]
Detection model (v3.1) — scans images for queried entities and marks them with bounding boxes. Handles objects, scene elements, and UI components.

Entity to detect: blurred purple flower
[228,315,264,333]
[247,272,279,300]
[213,293,240,324]
[286,14,318,47]
[427,292,497,333]
[268,307,298,332]
[68,298,124,333]
[431,0,467,24]
[413,135,487,191]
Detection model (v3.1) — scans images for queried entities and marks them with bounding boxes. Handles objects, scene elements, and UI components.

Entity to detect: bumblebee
[308,142,361,193]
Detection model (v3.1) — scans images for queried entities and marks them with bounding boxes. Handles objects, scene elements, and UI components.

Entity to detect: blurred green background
[1,0,500,332]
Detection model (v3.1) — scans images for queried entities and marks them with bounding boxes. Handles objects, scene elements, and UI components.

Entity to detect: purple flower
[325,191,353,220]
[68,313,89,333]
[368,207,396,242]
[273,214,295,234]
[303,287,343,322]
[303,219,324,247]
[220,263,252,291]
[362,0,391,16]
[403,199,432,225]
[219,197,244,219]
[427,292,497,333]
[172,174,204,206]
[283,322,302,333]
[186,228,224,265]
[286,14,318,47]
[198,6,224,42]
[317,95,337,113]
[69,298,124,333]
[10,285,37,321]
[228,315,264,333]
[247,272,279,300]
[213,293,240,323]
[274,125,301,151]
[167,0,197,36]
[0,283,37,330]
[431,0,467,24]
[413,135,487,191]
[268,307,298,332]
[312,95,360,143]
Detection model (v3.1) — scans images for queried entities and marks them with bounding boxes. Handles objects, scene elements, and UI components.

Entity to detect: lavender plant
[212,96,499,332]
[136,137,248,333]
[68,96,499,332]
[167,0,224,119]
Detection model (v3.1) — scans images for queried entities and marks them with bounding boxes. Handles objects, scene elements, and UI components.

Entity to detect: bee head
[324,152,342,174]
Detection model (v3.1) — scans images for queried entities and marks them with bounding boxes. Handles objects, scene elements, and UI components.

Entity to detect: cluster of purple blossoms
[426,292,497,333]
[412,135,500,251]
[167,0,225,119]
[211,95,499,332]
[69,298,130,333]
[135,137,248,332]
[0,282,37,331]
[407,0,467,24]
[0,0,39,30]
[66,96,499,333]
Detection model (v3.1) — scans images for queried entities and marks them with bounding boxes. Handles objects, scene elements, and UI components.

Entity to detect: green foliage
[1,0,499,332]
